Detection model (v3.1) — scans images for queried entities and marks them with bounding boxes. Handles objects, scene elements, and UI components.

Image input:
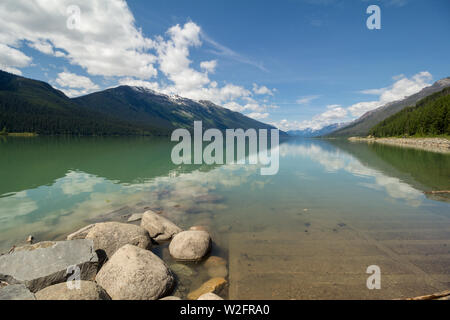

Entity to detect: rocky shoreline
[0,210,227,300]
[348,137,450,154]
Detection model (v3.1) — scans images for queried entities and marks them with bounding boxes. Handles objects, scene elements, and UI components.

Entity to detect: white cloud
[200,60,217,73]
[201,32,267,72]
[0,43,32,75]
[0,0,157,79]
[55,71,99,97]
[348,71,432,117]
[273,105,348,131]
[296,95,320,105]
[252,83,274,96]
[279,71,433,132]
[246,112,269,120]
[55,72,99,90]
[0,3,277,120]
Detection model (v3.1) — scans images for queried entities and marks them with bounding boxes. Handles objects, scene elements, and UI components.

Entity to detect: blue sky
[0,0,449,130]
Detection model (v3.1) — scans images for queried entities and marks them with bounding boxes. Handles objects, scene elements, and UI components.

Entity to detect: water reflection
[0,136,448,252]
[280,141,424,206]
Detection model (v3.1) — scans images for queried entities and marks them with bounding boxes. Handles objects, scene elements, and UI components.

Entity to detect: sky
[0,0,449,131]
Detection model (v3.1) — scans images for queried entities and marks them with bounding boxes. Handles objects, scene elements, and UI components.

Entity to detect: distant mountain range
[287,123,349,138]
[327,77,450,137]
[0,70,279,136]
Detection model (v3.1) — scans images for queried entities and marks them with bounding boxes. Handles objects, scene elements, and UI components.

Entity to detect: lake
[0,136,449,299]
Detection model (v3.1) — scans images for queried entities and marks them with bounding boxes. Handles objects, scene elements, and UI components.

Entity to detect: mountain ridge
[0,70,281,136]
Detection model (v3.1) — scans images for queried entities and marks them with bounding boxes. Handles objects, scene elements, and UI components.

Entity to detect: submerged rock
[85,222,151,259]
[197,292,224,300]
[170,263,197,277]
[0,240,98,293]
[141,210,182,241]
[187,278,227,300]
[204,256,227,268]
[96,244,175,300]
[169,230,211,261]
[0,284,36,300]
[35,281,110,300]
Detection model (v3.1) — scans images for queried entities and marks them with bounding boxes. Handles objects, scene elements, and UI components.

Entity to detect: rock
[35,281,110,300]
[207,266,228,278]
[67,224,96,240]
[0,284,36,300]
[127,213,143,222]
[141,210,182,241]
[96,244,175,300]
[160,296,182,300]
[85,222,151,259]
[169,231,211,261]
[204,256,227,268]
[197,293,224,300]
[0,240,98,293]
[187,278,227,300]
[170,264,197,277]
[26,235,34,244]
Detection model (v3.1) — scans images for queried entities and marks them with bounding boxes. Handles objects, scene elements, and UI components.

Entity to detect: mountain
[288,123,349,137]
[369,87,450,137]
[73,86,278,133]
[328,77,450,137]
[0,70,279,136]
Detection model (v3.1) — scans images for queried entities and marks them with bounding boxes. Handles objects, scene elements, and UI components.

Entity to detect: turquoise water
[1,136,449,298]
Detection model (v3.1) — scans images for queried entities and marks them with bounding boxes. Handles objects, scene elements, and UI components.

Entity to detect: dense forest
[369,87,450,137]
[0,70,276,136]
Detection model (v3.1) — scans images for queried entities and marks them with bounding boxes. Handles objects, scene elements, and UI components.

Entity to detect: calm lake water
[1,136,449,299]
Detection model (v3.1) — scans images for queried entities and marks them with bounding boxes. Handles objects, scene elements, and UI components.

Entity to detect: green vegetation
[369,87,450,138]
[0,70,277,136]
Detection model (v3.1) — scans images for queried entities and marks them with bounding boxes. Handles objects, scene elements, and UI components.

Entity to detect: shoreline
[348,137,450,154]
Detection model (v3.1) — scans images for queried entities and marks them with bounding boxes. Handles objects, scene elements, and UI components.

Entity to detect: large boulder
[96,244,175,300]
[0,284,36,300]
[85,222,151,259]
[169,231,211,261]
[140,210,182,241]
[0,240,98,293]
[35,281,110,300]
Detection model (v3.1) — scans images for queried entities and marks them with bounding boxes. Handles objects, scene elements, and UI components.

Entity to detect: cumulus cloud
[0,1,277,121]
[0,0,157,79]
[252,83,274,96]
[348,71,432,117]
[55,71,99,97]
[200,60,217,73]
[0,43,32,75]
[246,112,269,120]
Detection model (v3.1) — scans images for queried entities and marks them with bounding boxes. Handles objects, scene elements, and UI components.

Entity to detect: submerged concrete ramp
[228,228,450,299]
